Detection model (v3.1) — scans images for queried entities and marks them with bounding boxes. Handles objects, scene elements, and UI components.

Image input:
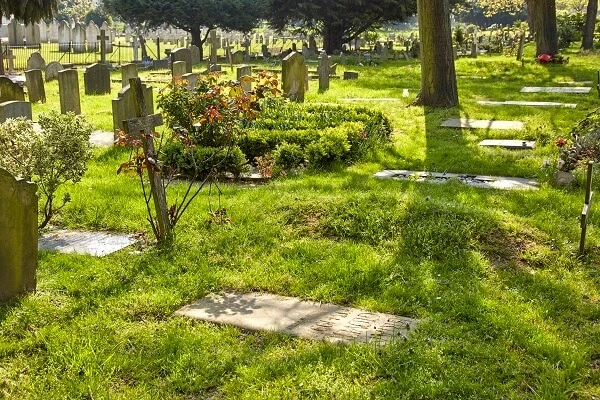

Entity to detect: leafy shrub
[557,107,600,171]
[556,12,585,49]
[273,142,305,171]
[162,141,248,178]
[0,112,93,229]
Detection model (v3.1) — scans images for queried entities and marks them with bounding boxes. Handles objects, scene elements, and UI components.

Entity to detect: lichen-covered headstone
[0,101,33,122]
[236,65,252,92]
[84,63,111,95]
[26,52,46,71]
[112,83,154,135]
[170,47,192,73]
[0,168,37,301]
[0,76,25,103]
[58,69,81,114]
[282,51,306,102]
[121,63,138,88]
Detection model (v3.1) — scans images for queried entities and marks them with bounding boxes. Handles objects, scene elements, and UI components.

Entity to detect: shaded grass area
[2,45,599,398]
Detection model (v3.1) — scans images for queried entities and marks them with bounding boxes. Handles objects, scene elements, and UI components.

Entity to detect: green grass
[2,43,599,398]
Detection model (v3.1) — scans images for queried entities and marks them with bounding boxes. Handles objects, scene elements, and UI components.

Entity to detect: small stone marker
[477,100,576,108]
[232,50,245,64]
[176,291,418,344]
[88,130,115,147]
[39,230,136,256]
[45,61,64,82]
[0,168,37,301]
[0,76,25,103]
[58,69,81,115]
[121,63,138,88]
[182,72,198,91]
[344,71,359,80]
[170,47,192,73]
[172,61,186,84]
[84,63,111,95]
[318,51,329,92]
[0,101,33,122]
[579,161,594,256]
[26,52,46,71]
[189,45,201,65]
[25,69,46,103]
[236,65,252,92]
[520,87,591,94]
[374,170,539,190]
[441,118,524,130]
[282,51,306,102]
[479,139,535,149]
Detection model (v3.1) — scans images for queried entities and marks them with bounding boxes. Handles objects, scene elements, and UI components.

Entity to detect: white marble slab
[479,139,536,149]
[177,292,418,345]
[441,118,524,130]
[374,170,539,190]
[520,86,591,94]
[39,230,137,256]
[477,100,577,108]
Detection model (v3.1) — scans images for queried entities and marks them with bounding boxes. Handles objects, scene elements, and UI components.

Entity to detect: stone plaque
[176,292,418,344]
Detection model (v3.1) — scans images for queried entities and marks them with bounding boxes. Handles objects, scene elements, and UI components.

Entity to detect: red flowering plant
[557,108,600,171]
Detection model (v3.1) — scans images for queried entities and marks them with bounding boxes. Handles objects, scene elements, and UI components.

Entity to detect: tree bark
[412,0,458,108]
[323,20,345,54]
[582,0,598,50]
[526,0,536,36]
[190,26,203,60]
[534,0,558,55]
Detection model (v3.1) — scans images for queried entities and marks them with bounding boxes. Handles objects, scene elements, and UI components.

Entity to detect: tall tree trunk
[323,21,344,53]
[412,0,458,108]
[582,0,598,50]
[190,26,203,60]
[526,0,536,36]
[535,0,558,55]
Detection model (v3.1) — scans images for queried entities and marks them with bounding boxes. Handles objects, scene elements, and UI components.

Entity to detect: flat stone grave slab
[477,100,577,108]
[374,170,539,190]
[89,130,115,147]
[441,118,524,130]
[520,86,591,94]
[479,139,536,149]
[39,229,137,256]
[176,291,418,345]
[340,98,401,101]
[557,81,593,85]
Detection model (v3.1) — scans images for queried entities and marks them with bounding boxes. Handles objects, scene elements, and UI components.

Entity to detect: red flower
[538,53,552,63]
[556,138,568,147]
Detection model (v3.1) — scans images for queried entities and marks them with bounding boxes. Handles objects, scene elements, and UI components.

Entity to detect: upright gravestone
[58,20,71,52]
[170,48,193,73]
[182,72,198,91]
[26,52,46,71]
[236,65,252,92]
[282,52,306,102]
[111,83,154,135]
[84,63,111,95]
[38,21,48,43]
[58,69,81,115]
[172,61,187,84]
[308,35,317,56]
[121,63,138,88]
[0,101,33,122]
[301,45,310,58]
[189,45,201,65]
[232,50,245,64]
[72,23,86,52]
[0,168,37,301]
[318,52,329,91]
[48,20,59,43]
[45,61,64,82]
[381,45,388,62]
[0,77,25,103]
[86,21,100,51]
[262,44,269,58]
[209,30,220,64]
[25,69,46,103]
[24,24,41,45]
[8,20,23,46]
[516,34,525,61]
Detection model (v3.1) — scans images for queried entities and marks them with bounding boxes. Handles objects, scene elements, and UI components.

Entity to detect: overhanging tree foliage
[103,0,267,60]
[0,0,58,23]
[267,0,417,53]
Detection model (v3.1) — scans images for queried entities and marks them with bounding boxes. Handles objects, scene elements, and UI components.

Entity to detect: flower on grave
[555,138,568,147]
[537,53,552,63]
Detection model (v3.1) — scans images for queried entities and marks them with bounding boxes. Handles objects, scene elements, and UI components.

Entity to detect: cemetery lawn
[2,49,600,398]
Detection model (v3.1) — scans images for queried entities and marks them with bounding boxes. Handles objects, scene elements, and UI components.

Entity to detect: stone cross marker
[0,168,38,301]
[97,29,109,64]
[579,161,595,256]
[209,30,220,64]
[58,69,81,114]
[122,78,171,241]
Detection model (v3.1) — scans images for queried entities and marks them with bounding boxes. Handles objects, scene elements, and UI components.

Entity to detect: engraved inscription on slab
[176,292,418,345]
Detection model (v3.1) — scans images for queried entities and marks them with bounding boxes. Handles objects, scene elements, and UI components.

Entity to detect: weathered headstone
[100,22,113,52]
[521,86,591,94]
[58,20,71,52]
[45,61,64,82]
[24,24,41,45]
[231,50,245,64]
[0,101,33,122]
[72,23,86,52]
[25,70,46,103]
[48,20,59,43]
[0,77,25,103]
[38,21,48,43]
[262,44,269,58]
[86,21,99,51]
[170,48,192,73]
[189,45,201,65]
[84,63,111,95]
[318,52,330,92]
[381,45,389,62]
[301,44,310,58]
[26,52,46,71]
[236,65,252,92]
[478,139,535,149]
[343,71,359,80]
[111,83,154,134]
[58,69,81,115]
[8,20,23,46]
[172,61,187,84]
[182,73,198,91]
[209,30,220,64]
[282,52,306,102]
[0,168,37,301]
[516,33,525,61]
[308,35,317,56]
[98,28,110,63]
[39,230,136,256]
[121,63,138,88]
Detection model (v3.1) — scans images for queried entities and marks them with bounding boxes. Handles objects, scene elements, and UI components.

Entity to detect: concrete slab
[441,118,524,130]
[374,170,539,190]
[39,229,137,256]
[477,100,577,108]
[176,291,418,345]
[479,139,536,149]
[520,86,591,94]
[340,98,401,101]
[89,130,115,147]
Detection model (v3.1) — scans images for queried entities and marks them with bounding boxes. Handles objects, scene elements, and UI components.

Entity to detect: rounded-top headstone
[45,61,64,82]
[26,52,46,71]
